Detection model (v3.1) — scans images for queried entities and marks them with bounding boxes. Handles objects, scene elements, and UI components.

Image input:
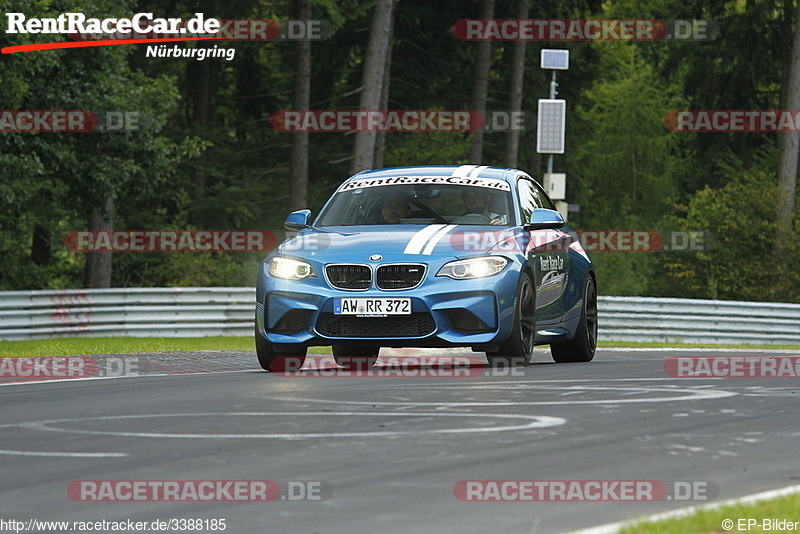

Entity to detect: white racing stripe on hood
[450,164,478,178]
[421,224,457,255]
[467,165,489,178]
[403,224,447,254]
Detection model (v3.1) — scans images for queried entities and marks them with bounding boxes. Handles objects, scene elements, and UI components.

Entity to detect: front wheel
[333,344,379,371]
[255,321,307,372]
[551,275,597,363]
[486,271,535,368]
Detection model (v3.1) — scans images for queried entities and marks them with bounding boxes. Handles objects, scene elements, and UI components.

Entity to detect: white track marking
[0,449,127,458]
[269,385,736,407]
[567,483,800,534]
[0,369,254,388]
[12,412,566,439]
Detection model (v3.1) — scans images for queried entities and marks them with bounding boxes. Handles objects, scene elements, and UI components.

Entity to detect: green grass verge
[0,337,255,357]
[0,337,335,357]
[1,337,798,358]
[619,492,800,533]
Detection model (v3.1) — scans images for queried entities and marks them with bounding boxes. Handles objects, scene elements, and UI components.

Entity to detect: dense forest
[1,0,799,302]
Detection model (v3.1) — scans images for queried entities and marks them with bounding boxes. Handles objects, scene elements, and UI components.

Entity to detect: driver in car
[381,195,411,224]
[462,188,506,225]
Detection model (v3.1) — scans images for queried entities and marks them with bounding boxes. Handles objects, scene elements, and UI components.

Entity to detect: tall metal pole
[547,70,558,174]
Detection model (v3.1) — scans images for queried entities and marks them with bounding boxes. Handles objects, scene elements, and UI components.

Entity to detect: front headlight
[436,257,508,279]
[268,257,315,280]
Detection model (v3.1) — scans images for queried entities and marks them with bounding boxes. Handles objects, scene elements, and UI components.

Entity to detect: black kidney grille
[326,264,371,290]
[316,313,435,338]
[376,264,425,289]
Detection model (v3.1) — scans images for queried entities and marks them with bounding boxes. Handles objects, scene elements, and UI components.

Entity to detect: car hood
[278,224,504,262]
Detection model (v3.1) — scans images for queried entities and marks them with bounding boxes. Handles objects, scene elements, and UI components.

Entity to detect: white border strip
[598,347,800,353]
[567,483,800,534]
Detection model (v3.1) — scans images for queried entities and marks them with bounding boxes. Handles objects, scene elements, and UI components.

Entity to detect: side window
[517,176,556,223]
[517,178,537,223]
[531,181,556,210]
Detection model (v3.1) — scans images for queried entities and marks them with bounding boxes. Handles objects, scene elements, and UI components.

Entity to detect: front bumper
[256,262,521,348]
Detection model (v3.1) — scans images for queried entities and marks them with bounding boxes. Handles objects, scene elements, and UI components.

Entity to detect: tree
[466,0,494,164]
[573,44,685,227]
[372,2,396,169]
[0,0,192,289]
[504,0,529,168]
[570,43,688,296]
[676,153,800,302]
[776,2,800,262]
[290,0,313,210]
[350,0,396,174]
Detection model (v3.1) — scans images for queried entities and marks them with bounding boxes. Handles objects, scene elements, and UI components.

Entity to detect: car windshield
[316,182,514,226]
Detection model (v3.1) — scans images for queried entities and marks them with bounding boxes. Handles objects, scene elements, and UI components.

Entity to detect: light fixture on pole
[537,49,569,219]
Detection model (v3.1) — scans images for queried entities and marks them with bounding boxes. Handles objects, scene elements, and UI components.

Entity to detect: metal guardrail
[0,288,255,341]
[0,288,798,345]
[600,296,800,345]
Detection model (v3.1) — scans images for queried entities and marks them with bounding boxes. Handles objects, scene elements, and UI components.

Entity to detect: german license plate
[333,297,411,316]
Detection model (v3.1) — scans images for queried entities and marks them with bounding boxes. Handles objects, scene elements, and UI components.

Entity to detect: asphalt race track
[1,348,799,534]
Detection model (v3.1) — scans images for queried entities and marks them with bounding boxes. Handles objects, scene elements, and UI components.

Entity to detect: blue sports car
[255,165,597,371]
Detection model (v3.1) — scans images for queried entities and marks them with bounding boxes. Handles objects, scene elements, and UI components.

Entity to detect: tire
[255,320,307,372]
[486,271,535,368]
[333,344,379,371]
[551,274,597,363]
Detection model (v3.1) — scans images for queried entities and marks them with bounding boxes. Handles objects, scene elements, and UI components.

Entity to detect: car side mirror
[284,209,312,231]
[524,208,565,230]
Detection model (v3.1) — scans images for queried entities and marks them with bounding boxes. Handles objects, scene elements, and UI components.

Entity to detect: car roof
[346,165,519,184]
